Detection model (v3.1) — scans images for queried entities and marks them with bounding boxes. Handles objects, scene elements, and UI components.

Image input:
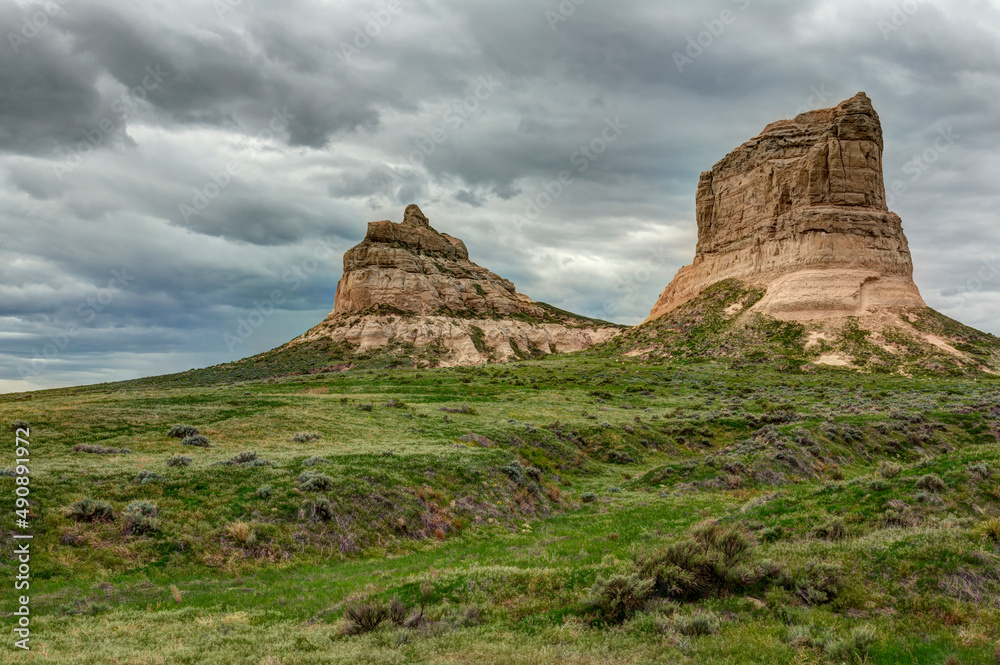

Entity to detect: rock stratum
[291,205,621,366]
[630,93,1000,374]
[647,92,924,323]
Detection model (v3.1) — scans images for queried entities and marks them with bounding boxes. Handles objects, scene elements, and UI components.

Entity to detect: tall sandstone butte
[647,92,926,323]
[293,205,621,366]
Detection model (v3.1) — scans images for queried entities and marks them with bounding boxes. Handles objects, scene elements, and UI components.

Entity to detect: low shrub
[439,405,477,415]
[580,492,598,504]
[868,478,890,492]
[123,501,159,536]
[343,599,389,635]
[72,444,131,455]
[135,471,163,485]
[445,603,482,629]
[10,419,29,432]
[607,451,635,464]
[255,485,272,500]
[825,626,877,663]
[167,425,199,438]
[879,461,902,478]
[226,521,255,547]
[384,399,406,409]
[301,456,330,467]
[181,435,210,448]
[676,610,720,636]
[388,597,408,626]
[586,574,654,625]
[213,450,273,468]
[292,432,321,443]
[500,461,526,485]
[968,463,991,479]
[637,522,779,600]
[915,473,946,492]
[299,470,333,492]
[356,403,374,412]
[68,499,115,522]
[811,518,847,541]
[303,498,334,521]
[760,526,782,542]
[978,517,1000,544]
[167,455,192,467]
[780,562,843,605]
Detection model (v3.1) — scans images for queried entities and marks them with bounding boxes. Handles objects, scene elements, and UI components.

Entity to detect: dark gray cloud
[1,0,998,391]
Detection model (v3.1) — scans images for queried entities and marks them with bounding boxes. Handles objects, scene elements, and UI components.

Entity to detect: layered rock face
[333,204,544,318]
[647,92,925,323]
[295,205,620,366]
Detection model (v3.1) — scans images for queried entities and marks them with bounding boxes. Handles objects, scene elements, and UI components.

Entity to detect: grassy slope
[602,278,1000,377]
[1,356,999,663]
[122,302,625,389]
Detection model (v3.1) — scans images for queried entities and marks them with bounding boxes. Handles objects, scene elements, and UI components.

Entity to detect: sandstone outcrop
[293,205,621,366]
[333,204,545,318]
[647,92,925,323]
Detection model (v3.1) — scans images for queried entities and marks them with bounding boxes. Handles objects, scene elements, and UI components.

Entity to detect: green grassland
[1,355,999,664]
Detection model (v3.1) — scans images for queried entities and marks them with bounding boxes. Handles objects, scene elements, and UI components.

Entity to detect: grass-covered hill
[601,279,1000,376]
[126,301,625,388]
[2,354,999,663]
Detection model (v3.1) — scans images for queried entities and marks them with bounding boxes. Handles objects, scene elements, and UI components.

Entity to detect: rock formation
[292,205,621,366]
[636,93,1000,373]
[647,92,925,323]
[333,204,545,318]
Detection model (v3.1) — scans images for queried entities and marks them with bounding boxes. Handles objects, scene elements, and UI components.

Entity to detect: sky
[1,0,998,392]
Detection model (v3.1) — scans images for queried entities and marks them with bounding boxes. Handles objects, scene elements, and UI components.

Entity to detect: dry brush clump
[67,499,115,523]
[212,450,274,468]
[617,522,843,613]
[122,501,159,536]
[342,599,389,635]
[636,522,781,600]
[167,425,199,438]
[586,574,654,624]
[181,434,211,448]
[72,444,131,455]
[298,470,333,492]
